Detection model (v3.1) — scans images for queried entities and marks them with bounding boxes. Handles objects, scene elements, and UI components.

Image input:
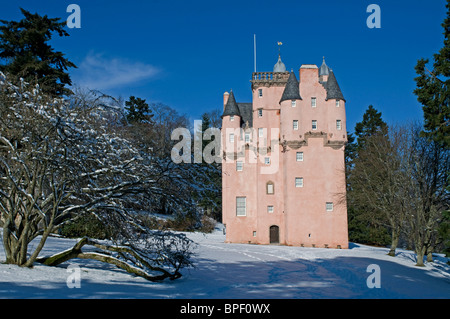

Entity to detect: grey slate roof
[280,71,302,103]
[237,103,253,128]
[325,71,345,101]
[221,91,253,127]
[222,90,241,117]
[319,56,330,76]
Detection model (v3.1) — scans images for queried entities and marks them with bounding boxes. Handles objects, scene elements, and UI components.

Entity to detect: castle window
[253,231,257,237]
[258,89,263,98]
[267,205,274,213]
[296,152,304,162]
[293,120,299,130]
[266,181,274,194]
[336,100,340,107]
[236,197,246,216]
[311,97,317,108]
[291,100,296,107]
[295,177,303,188]
[258,128,264,138]
[326,202,334,212]
[336,120,342,130]
[229,133,235,143]
[258,108,263,117]
[236,161,243,171]
[245,132,250,143]
[264,157,270,165]
[230,115,234,121]
[312,120,317,130]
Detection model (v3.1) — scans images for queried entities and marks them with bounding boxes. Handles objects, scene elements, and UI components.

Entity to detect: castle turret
[273,55,286,73]
[319,56,330,82]
[325,71,345,102]
[222,90,241,118]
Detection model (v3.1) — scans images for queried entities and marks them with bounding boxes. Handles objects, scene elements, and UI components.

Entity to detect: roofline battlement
[251,71,289,89]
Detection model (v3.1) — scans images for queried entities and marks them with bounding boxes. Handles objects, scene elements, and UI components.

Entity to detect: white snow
[0,225,449,299]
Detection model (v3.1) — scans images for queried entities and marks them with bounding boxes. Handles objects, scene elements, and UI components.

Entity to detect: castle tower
[221,54,348,248]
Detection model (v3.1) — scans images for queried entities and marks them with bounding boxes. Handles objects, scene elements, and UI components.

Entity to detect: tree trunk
[415,246,426,267]
[387,228,399,257]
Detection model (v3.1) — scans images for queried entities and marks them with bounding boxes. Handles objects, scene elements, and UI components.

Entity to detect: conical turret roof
[325,71,345,101]
[280,71,302,103]
[319,56,330,76]
[222,90,241,117]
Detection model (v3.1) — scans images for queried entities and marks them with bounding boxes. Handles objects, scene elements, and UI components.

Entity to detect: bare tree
[401,123,449,266]
[348,122,449,265]
[0,73,195,280]
[348,126,408,256]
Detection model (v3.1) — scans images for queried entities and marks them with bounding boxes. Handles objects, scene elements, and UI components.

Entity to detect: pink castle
[221,55,348,248]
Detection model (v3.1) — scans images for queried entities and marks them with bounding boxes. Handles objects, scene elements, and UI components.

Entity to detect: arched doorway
[269,225,279,244]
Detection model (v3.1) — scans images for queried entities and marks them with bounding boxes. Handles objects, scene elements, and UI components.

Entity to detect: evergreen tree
[414,0,450,149]
[414,0,450,255]
[125,96,153,123]
[354,105,387,150]
[347,105,390,247]
[0,8,76,96]
[192,112,222,221]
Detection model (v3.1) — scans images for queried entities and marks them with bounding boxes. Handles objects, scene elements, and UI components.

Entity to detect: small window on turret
[291,100,296,107]
[311,97,317,108]
[312,120,317,130]
[258,89,263,98]
[258,109,263,117]
[336,100,340,107]
[326,202,334,212]
[336,120,342,130]
[266,182,274,194]
[230,115,234,121]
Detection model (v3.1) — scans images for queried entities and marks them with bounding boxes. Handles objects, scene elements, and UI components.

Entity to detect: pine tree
[347,105,391,247]
[414,1,450,256]
[0,8,76,96]
[354,105,387,150]
[125,96,153,123]
[414,0,450,148]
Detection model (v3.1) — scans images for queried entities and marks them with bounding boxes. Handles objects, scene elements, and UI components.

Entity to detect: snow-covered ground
[0,226,449,299]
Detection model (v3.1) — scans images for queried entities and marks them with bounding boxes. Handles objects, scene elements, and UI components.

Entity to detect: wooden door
[269,225,279,244]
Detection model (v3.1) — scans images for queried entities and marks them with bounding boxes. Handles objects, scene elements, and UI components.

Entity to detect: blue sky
[1,0,447,132]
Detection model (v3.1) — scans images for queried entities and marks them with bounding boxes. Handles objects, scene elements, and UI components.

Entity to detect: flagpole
[254,34,256,73]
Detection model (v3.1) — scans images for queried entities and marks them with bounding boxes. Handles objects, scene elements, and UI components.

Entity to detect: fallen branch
[36,235,189,281]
